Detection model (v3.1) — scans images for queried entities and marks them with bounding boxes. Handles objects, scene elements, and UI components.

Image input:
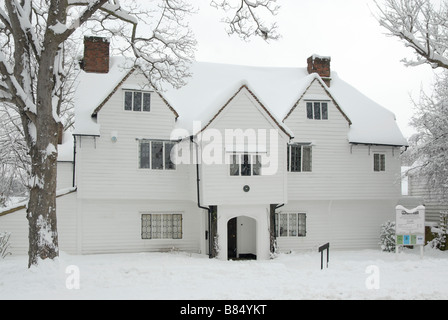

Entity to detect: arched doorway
[227,216,257,260]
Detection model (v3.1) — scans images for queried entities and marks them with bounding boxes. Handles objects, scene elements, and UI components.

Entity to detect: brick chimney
[82,36,110,73]
[307,55,331,87]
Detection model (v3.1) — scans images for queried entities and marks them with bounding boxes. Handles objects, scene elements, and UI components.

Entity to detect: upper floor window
[230,154,262,176]
[124,90,151,112]
[307,102,328,120]
[374,153,386,172]
[139,140,176,170]
[287,144,312,172]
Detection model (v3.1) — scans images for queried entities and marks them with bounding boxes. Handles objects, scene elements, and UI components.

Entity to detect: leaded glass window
[374,153,386,172]
[276,213,307,237]
[230,155,240,176]
[229,154,262,176]
[164,142,176,170]
[151,141,164,170]
[138,140,176,170]
[241,154,251,176]
[288,144,312,173]
[306,101,329,120]
[141,214,183,239]
[143,93,151,112]
[123,90,151,112]
[140,142,151,169]
[124,91,133,111]
[253,155,262,176]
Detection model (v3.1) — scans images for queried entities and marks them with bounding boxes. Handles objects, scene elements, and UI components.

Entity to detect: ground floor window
[141,213,182,239]
[276,213,306,237]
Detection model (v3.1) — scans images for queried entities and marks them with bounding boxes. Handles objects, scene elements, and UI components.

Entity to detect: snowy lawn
[1,248,448,300]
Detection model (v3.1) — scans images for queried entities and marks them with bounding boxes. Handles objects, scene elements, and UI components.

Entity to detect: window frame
[276,212,307,238]
[124,90,151,112]
[306,101,329,120]
[141,213,183,240]
[229,153,262,177]
[287,144,312,173]
[373,153,386,172]
[138,140,177,171]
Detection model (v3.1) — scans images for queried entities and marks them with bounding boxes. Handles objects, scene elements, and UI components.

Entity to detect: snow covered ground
[1,247,447,300]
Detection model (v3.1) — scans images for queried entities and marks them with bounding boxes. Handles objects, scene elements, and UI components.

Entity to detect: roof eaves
[0,188,77,217]
[92,67,136,116]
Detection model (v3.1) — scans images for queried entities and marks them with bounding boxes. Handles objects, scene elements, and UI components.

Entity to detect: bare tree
[375,0,448,200]
[375,0,448,69]
[211,0,280,40]
[0,0,280,268]
[404,71,448,202]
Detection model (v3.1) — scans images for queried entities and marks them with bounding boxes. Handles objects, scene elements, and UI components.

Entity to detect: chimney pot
[82,36,110,73]
[307,55,331,87]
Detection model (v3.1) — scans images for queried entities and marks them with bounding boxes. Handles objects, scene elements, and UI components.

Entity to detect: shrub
[380,221,396,252]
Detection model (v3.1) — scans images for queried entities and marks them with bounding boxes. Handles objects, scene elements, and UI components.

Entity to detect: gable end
[198,85,292,138]
[283,78,352,125]
[91,68,179,120]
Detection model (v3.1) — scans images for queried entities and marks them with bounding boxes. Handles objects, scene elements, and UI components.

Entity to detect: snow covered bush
[427,227,447,251]
[0,232,11,259]
[379,221,396,252]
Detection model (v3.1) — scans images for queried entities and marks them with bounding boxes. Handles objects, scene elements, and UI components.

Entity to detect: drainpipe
[72,135,77,188]
[190,136,213,258]
[271,203,284,254]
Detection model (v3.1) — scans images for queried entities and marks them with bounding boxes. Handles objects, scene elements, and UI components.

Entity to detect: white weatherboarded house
[1,37,408,260]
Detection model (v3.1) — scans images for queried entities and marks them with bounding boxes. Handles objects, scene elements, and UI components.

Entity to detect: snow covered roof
[73,59,408,147]
[73,57,135,136]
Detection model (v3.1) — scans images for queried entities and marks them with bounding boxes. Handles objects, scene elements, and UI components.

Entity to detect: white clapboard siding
[77,199,203,255]
[75,72,194,201]
[200,88,288,206]
[276,199,397,252]
[285,79,402,201]
[57,162,74,190]
[0,192,78,255]
[408,174,448,223]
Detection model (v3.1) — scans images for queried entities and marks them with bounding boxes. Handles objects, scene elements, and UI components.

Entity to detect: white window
[306,102,328,120]
[374,153,386,172]
[124,90,151,112]
[139,140,176,170]
[141,213,182,239]
[287,144,312,172]
[276,213,307,237]
[230,154,262,176]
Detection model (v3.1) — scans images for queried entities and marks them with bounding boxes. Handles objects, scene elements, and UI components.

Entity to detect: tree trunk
[26,44,60,268]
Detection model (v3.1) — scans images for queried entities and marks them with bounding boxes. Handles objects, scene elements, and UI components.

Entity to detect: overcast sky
[188,0,437,139]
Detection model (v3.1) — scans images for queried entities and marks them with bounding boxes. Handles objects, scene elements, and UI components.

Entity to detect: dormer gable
[197,84,293,139]
[283,77,351,125]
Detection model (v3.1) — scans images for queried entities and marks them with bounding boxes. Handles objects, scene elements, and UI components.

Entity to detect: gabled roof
[73,59,408,147]
[283,77,352,126]
[72,57,178,136]
[198,84,293,138]
[162,62,408,147]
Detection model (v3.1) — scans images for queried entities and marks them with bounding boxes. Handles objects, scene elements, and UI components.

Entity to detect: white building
[0,37,409,260]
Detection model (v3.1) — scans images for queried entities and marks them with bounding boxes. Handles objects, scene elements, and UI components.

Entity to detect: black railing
[318,242,330,270]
